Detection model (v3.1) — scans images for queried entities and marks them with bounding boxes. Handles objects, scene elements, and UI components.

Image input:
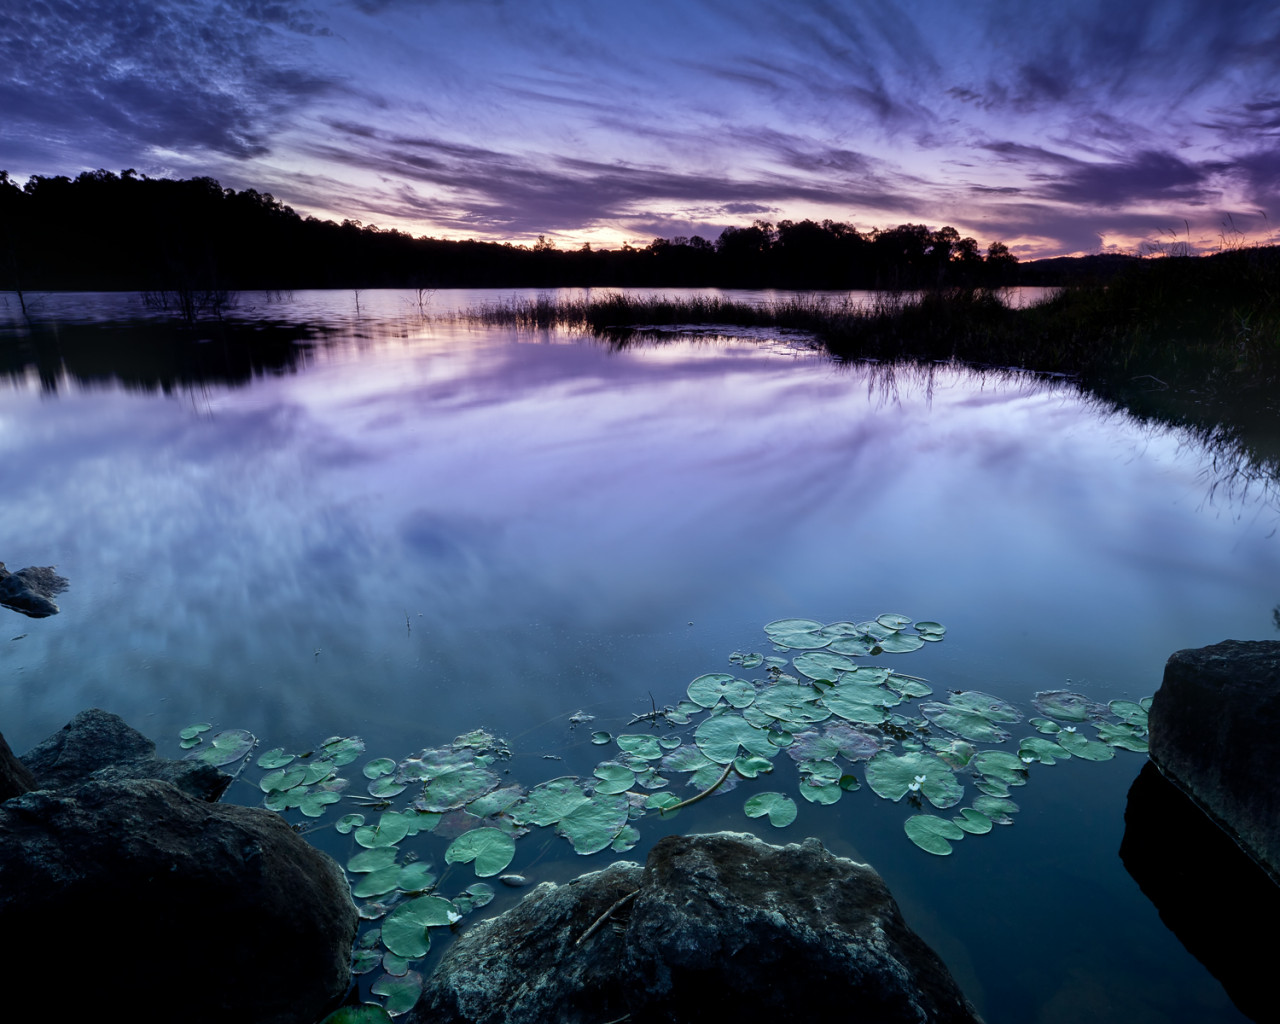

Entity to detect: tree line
[0,168,1019,294]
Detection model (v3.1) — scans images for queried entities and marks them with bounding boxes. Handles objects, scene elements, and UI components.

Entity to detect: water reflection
[1,289,1273,1023]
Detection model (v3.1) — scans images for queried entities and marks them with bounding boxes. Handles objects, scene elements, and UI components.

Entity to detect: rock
[1148,639,1280,881]
[414,831,981,1024]
[0,562,69,618]
[21,707,229,800]
[0,711,359,1023]
[0,730,38,801]
[1120,761,1278,1023]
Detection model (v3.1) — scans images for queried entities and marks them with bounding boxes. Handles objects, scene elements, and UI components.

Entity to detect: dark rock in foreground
[414,830,981,1024]
[1149,639,1280,881]
[1121,761,1277,1023]
[0,709,358,1024]
[0,562,69,617]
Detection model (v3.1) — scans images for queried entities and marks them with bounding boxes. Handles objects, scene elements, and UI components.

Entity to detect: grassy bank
[460,246,1280,501]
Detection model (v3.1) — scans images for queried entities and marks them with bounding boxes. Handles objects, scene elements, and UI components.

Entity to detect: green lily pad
[763,618,828,649]
[382,895,460,957]
[687,673,757,708]
[927,738,977,769]
[453,882,496,913]
[353,865,403,899]
[256,747,294,769]
[336,813,365,834]
[355,812,412,849]
[753,686,831,724]
[363,757,397,779]
[971,749,1028,786]
[1018,736,1069,764]
[557,792,631,854]
[876,613,914,630]
[1056,728,1116,761]
[792,651,857,680]
[1108,700,1150,728]
[953,807,993,834]
[320,735,366,767]
[914,621,946,636]
[350,948,382,975]
[948,691,1022,723]
[417,765,501,813]
[261,765,308,793]
[878,633,925,653]
[616,734,663,760]
[729,651,764,669]
[695,713,778,764]
[512,778,589,826]
[188,728,255,767]
[798,780,842,805]
[904,814,965,855]
[611,825,641,852]
[593,761,636,795]
[445,827,516,877]
[591,731,612,745]
[865,750,964,809]
[299,790,342,817]
[371,970,424,1015]
[349,847,398,874]
[179,723,211,741]
[733,754,774,778]
[369,776,409,799]
[919,702,1012,744]
[647,792,682,816]
[1094,720,1149,752]
[886,675,934,698]
[397,862,438,892]
[972,794,1020,823]
[662,746,716,774]
[465,785,525,818]
[1029,717,1061,734]
[743,791,798,827]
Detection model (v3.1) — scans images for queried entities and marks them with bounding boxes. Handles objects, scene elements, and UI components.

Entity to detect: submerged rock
[1121,761,1278,1023]
[0,710,358,1024]
[0,562,69,618]
[414,830,981,1024]
[1148,639,1280,881]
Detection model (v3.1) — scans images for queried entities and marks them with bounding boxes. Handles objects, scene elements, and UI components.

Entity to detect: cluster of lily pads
[178,613,1151,1018]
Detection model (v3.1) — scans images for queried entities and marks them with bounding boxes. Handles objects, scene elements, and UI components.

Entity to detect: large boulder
[414,830,981,1024]
[1148,639,1280,880]
[0,710,359,1024]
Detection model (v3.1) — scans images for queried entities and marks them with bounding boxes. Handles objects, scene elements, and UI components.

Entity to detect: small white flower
[1020,755,1034,764]
[1064,725,1077,733]
[907,781,921,792]
[914,774,927,783]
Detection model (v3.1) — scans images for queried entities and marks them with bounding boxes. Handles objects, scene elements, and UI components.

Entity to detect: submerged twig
[576,888,639,947]
[658,760,738,816]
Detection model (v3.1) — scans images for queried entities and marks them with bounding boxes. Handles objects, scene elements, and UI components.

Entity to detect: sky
[3,0,1279,258]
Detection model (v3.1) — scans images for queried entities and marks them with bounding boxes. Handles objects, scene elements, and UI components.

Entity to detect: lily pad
[382,895,459,958]
[792,651,857,680]
[371,970,424,1016]
[877,633,925,653]
[444,827,516,877]
[914,621,946,636]
[188,728,255,767]
[971,749,1028,787]
[591,731,612,745]
[953,807,993,834]
[298,790,342,817]
[919,702,1012,744]
[256,747,294,770]
[875,613,914,630]
[1094,720,1149,752]
[743,791,798,827]
[753,686,831,724]
[687,673,757,709]
[355,812,413,849]
[320,1006,394,1024]
[1018,736,1069,765]
[512,778,589,826]
[261,765,308,793]
[179,723,211,741]
[363,757,398,780]
[1108,699,1150,728]
[972,794,1020,824]
[320,735,366,767]
[416,765,501,813]
[557,792,632,854]
[865,750,964,809]
[1055,728,1116,761]
[694,714,778,764]
[592,762,636,795]
[763,618,828,649]
[336,813,366,834]
[616,734,663,760]
[904,814,965,855]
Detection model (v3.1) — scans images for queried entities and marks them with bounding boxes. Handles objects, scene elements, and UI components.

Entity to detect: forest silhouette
[0,168,1021,293]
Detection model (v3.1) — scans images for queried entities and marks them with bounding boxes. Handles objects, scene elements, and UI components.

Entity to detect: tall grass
[457,247,1280,499]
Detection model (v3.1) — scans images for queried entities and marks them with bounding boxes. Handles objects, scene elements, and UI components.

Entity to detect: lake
[2,287,1274,1022]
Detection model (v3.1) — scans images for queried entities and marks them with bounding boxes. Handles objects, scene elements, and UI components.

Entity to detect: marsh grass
[458,246,1280,507]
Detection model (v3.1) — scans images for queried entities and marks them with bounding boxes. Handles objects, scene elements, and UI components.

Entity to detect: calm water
[2,289,1274,1022]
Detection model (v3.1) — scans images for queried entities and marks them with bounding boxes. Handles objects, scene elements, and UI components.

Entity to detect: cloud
[0,0,337,168]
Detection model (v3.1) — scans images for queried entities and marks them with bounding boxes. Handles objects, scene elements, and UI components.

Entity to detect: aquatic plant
[182,612,1151,1017]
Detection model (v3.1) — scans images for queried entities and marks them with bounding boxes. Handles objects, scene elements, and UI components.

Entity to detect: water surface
[2,289,1273,1022]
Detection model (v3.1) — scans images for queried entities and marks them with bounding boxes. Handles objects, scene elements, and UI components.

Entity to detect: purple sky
[3,0,1279,257]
